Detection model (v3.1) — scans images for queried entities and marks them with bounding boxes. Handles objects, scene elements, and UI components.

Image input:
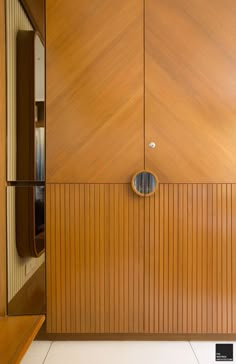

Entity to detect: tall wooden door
[46,0,145,333]
[145,0,236,334]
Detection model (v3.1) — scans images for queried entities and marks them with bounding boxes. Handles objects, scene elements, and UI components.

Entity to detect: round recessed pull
[131,170,159,197]
[149,141,156,149]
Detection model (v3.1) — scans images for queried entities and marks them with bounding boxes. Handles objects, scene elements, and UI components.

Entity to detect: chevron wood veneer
[146,0,236,182]
[46,0,144,183]
[46,183,236,334]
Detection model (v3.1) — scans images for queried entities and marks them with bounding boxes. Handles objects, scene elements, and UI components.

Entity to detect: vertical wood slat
[47,183,236,334]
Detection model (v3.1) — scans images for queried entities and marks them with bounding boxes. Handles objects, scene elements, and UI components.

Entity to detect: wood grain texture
[0,0,6,316]
[46,0,144,183]
[0,315,45,364]
[47,183,236,334]
[20,0,45,42]
[46,183,145,333]
[146,0,236,182]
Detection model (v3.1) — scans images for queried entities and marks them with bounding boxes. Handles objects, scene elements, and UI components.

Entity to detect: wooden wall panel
[46,184,145,333]
[46,0,144,183]
[146,0,236,182]
[47,183,236,334]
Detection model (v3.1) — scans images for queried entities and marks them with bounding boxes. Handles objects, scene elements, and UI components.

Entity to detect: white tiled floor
[21,340,236,364]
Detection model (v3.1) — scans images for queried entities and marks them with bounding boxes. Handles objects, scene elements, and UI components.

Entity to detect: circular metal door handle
[131,170,159,197]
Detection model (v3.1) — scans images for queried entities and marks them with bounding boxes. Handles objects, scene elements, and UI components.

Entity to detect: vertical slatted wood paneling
[47,183,236,334]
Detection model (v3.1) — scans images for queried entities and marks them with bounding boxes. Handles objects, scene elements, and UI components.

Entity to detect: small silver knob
[149,141,156,149]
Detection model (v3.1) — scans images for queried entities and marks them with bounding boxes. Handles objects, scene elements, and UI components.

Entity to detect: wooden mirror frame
[16,30,45,257]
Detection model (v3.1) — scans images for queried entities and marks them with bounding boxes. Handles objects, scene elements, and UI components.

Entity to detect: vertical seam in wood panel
[143,191,145,333]
[216,185,218,332]
[59,185,62,332]
[177,185,179,333]
[127,187,130,332]
[74,184,76,332]
[226,185,228,333]
[153,191,156,332]
[212,185,214,333]
[191,185,194,333]
[92,185,95,332]
[123,185,126,332]
[133,190,135,331]
[83,185,86,332]
[58,185,61,331]
[172,185,175,333]
[103,185,105,332]
[54,186,57,332]
[78,185,81,332]
[207,185,209,333]
[149,196,151,332]
[114,185,116,332]
[195,184,199,333]
[69,185,72,332]
[201,185,203,332]
[168,185,171,333]
[183,185,184,333]
[108,184,111,333]
[137,193,140,333]
[49,185,52,332]
[187,185,188,334]
[162,186,164,333]
[117,185,120,332]
[220,184,224,330]
[88,185,91,332]
[158,186,160,333]
[98,185,101,332]
[231,184,233,333]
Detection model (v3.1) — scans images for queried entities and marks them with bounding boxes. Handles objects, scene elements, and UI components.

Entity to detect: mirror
[131,171,158,197]
[7,186,45,315]
[6,0,45,316]
[7,31,45,182]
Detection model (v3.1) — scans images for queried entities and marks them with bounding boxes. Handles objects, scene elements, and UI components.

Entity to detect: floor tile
[190,341,236,363]
[21,340,52,364]
[44,341,198,364]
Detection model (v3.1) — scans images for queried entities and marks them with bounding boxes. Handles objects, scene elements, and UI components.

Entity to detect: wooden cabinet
[46,0,236,335]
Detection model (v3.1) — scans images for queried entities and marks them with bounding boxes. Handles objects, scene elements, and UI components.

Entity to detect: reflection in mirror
[7,28,45,181]
[7,186,45,315]
[35,34,45,181]
[6,0,45,316]
[16,31,45,181]
[132,171,158,197]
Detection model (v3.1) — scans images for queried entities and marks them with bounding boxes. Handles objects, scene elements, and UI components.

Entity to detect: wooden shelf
[0,315,45,364]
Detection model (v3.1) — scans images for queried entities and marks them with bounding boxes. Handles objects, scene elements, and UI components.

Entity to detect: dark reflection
[7,186,45,316]
[133,171,157,195]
